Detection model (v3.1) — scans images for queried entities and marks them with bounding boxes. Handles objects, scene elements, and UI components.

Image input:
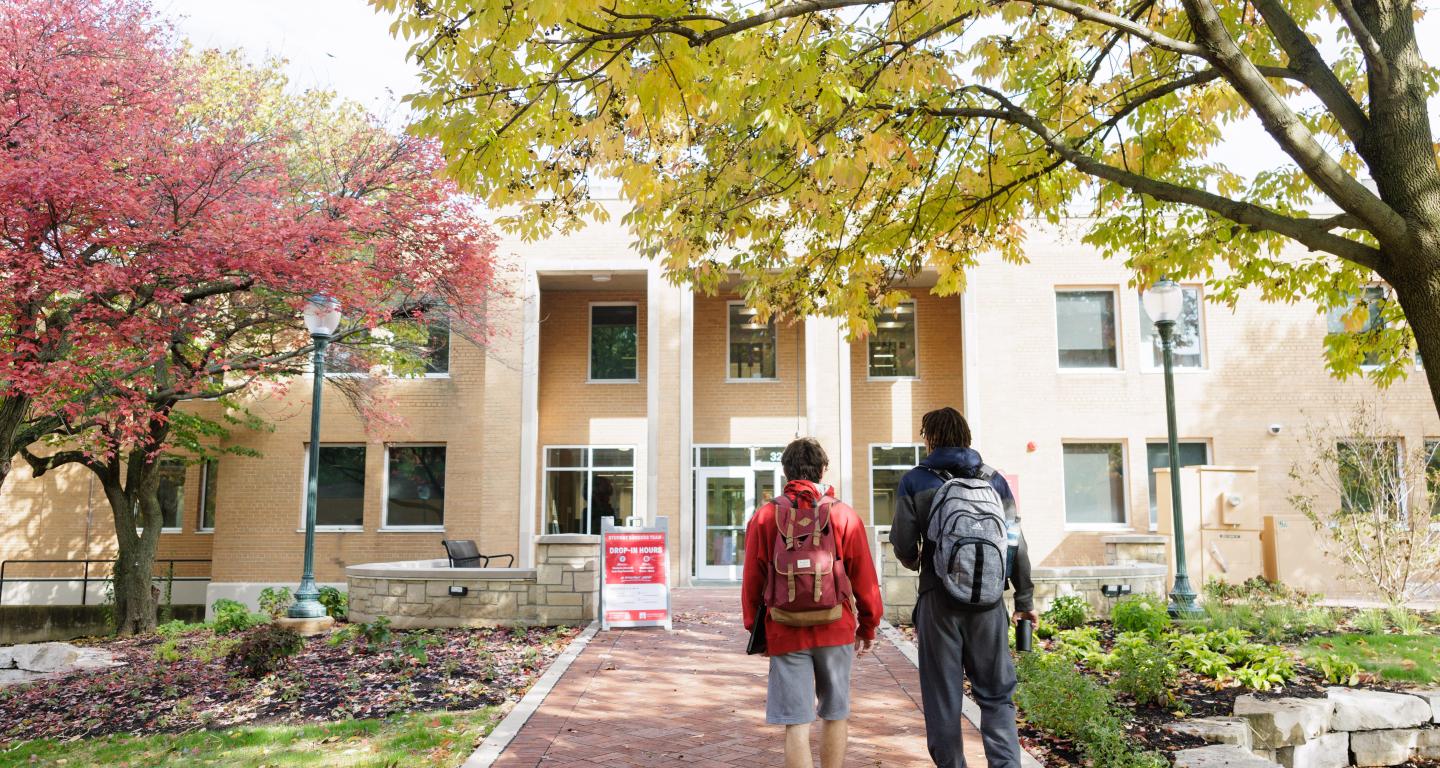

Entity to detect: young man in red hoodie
[742,438,883,768]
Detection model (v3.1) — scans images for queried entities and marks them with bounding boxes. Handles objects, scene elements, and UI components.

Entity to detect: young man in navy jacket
[889,408,1035,768]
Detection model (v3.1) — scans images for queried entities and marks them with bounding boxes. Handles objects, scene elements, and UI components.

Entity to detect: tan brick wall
[692,295,807,445]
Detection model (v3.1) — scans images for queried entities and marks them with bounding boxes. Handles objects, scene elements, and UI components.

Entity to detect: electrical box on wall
[1157,465,1265,586]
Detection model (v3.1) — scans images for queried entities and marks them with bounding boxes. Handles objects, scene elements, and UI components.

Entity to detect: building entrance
[693,446,784,580]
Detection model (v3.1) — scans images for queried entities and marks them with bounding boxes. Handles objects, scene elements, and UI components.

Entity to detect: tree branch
[1251,0,1371,158]
[1330,0,1391,90]
[1023,0,1207,57]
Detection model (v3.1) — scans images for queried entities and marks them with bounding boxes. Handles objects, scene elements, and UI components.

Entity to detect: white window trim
[542,444,639,535]
[1055,287,1124,373]
[1139,284,1208,373]
[725,301,779,382]
[587,301,641,383]
[197,459,217,533]
[868,443,924,527]
[299,443,367,532]
[1144,438,1212,531]
[866,300,920,381]
[381,443,448,531]
[1326,284,1389,372]
[1061,439,1132,530]
[1337,437,1408,515]
[693,444,787,469]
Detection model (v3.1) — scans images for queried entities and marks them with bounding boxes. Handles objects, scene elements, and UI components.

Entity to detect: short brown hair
[921,407,972,449]
[781,438,828,483]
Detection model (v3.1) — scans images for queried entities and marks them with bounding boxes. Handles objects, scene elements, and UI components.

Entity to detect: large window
[868,302,917,378]
[424,316,450,374]
[728,303,777,379]
[156,458,186,531]
[1139,285,1205,369]
[310,445,366,529]
[871,445,924,526]
[1337,440,1402,516]
[198,459,218,532]
[1326,285,1388,368]
[385,446,446,528]
[1427,440,1440,516]
[1056,290,1119,369]
[1145,441,1210,525]
[1063,442,1127,525]
[590,304,638,381]
[544,446,636,534]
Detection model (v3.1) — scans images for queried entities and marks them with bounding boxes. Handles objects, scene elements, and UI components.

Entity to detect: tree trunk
[1392,252,1440,418]
[101,465,162,636]
[0,394,29,492]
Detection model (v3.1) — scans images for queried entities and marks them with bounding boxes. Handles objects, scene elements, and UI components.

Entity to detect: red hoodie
[741,480,883,657]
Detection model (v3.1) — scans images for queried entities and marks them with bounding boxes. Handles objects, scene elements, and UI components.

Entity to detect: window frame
[866,300,920,381]
[1336,438,1406,517]
[298,443,367,533]
[197,459,218,533]
[1326,284,1390,372]
[868,443,925,528]
[542,444,639,534]
[587,301,641,383]
[1055,287,1123,372]
[380,443,448,532]
[421,316,452,379]
[1138,284,1208,373]
[1144,439,1212,529]
[154,457,186,534]
[1061,439,1131,530]
[725,301,779,382]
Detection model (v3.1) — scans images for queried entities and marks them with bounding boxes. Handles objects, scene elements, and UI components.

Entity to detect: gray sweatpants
[913,591,1021,768]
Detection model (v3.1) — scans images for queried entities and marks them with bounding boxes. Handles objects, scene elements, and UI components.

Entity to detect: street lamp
[1144,278,1200,617]
[289,294,342,621]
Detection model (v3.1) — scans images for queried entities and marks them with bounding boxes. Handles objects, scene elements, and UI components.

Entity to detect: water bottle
[1016,618,1034,652]
[1005,517,1021,578]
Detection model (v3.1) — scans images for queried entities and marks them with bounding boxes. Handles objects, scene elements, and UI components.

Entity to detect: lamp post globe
[1147,278,1200,617]
[290,294,341,621]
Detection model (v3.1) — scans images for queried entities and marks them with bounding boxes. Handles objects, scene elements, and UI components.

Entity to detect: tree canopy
[376,0,1440,413]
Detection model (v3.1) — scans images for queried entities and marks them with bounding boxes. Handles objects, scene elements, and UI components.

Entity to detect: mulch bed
[0,624,579,746]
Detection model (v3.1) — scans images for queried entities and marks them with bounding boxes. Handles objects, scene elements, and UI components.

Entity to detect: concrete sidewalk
[482,588,990,767]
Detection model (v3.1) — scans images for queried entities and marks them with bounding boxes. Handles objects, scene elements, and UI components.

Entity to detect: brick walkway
[492,588,987,767]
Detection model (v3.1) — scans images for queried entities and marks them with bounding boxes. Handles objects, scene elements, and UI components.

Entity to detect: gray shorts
[766,643,855,725]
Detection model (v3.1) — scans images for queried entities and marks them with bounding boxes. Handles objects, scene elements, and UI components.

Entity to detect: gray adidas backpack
[925,467,1008,608]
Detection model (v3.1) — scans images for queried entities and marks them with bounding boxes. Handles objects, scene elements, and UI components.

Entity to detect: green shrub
[1354,608,1389,634]
[1015,652,1167,768]
[155,619,206,639]
[191,636,238,664]
[227,624,304,678]
[154,638,183,664]
[1386,606,1425,636]
[212,598,267,635]
[1312,653,1363,685]
[318,586,348,620]
[1111,633,1177,707]
[1111,595,1171,637]
[1228,644,1297,691]
[1034,621,1056,640]
[360,616,393,646]
[258,587,294,619]
[1043,595,1089,629]
[1166,633,1236,681]
[1049,626,1111,669]
[399,632,440,664]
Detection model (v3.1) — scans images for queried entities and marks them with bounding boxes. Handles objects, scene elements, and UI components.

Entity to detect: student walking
[889,408,1035,768]
[741,437,883,768]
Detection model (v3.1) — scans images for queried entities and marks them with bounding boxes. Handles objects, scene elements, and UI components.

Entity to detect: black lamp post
[1145,278,1200,617]
[289,294,342,620]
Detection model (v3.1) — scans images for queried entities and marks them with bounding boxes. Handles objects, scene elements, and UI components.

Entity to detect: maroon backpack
[765,494,854,627]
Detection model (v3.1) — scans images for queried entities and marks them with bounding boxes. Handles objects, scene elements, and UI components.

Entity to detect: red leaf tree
[1,0,498,633]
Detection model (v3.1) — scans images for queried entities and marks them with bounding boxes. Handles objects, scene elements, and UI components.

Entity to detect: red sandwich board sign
[599,516,672,630]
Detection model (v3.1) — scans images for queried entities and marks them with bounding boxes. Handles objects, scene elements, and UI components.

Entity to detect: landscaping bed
[0,605,579,748]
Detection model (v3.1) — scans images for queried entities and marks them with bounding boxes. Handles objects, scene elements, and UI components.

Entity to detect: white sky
[161,0,1437,183]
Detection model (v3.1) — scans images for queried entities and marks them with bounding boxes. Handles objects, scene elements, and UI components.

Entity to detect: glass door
[695,467,754,580]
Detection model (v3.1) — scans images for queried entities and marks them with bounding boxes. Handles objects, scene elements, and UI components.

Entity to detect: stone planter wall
[1103,534,1168,567]
[1172,688,1440,768]
[346,534,600,629]
[1030,564,1167,618]
[877,540,918,625]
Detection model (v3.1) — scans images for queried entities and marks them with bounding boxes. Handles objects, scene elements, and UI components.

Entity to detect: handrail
[0,558,212,607]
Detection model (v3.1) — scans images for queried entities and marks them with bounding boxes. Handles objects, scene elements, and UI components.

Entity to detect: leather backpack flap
[769,604,844,627]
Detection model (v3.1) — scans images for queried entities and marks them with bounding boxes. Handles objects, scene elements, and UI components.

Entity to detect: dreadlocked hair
[921,407,972,449]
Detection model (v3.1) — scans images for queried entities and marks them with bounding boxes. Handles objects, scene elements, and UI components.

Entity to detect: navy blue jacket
[887,446,1035,612]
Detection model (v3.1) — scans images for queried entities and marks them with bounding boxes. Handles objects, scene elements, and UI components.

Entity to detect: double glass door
[695,467,780,580]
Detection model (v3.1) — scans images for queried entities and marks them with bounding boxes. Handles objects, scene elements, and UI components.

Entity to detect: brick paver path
[493,588,988,767]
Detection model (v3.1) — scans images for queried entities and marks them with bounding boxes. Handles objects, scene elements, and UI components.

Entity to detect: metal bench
[440,539,515,569]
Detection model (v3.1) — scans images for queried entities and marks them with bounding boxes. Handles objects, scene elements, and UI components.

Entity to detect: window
[1056,290,1119,369]
[544,447,636,534]
[424,316,450,374]
[1063,443,1126,525]
[1139,286,1205,369]
[868,302,917,378]
[1145,441,1209,526]
[156,458,186,531]
[385,446,446,528]
[1326,285,1387,368]
[871,445,924,526]
[324,343,368,375]
[590,304,638,380]
[1427,441,1439,516]
[198,459,218,532]
[728,303,776,379]
[1337,440,1402,516]
[311,445,366,528]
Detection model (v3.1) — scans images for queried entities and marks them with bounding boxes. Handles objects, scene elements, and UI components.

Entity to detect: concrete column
[678,286,695,583]
[517,269,541,568]
[804,317,853,500]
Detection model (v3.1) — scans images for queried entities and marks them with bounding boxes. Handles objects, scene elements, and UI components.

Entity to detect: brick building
[2,197,1437,608]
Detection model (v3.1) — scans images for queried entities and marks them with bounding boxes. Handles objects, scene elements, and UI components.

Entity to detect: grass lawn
[1301,633,1440,684]
[0,707,501,768]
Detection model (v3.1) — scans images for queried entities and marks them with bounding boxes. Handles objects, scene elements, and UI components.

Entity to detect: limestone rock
[0,648,12,670]
[8,642,81,673]
[1235,695,1334,748]
[1327,687,1431,731]
[1275,731,1348,768]
[1350,729,1418,766]
[1173,744,1282,768]
[1165,717,1254,751]
[1416,729,1440,760]
[1412,688,1440,724]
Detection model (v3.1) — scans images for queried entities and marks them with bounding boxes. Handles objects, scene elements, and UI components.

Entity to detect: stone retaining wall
[1031,564,1168,618]
[346,534,600,629]
[877,540,918,625]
